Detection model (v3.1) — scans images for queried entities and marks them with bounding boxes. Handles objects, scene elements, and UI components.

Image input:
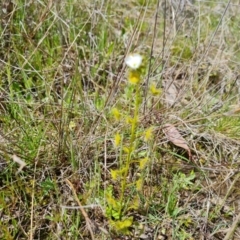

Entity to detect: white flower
[125,53,142,69]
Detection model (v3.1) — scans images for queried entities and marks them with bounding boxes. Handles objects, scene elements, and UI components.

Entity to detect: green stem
[119,84,141,218]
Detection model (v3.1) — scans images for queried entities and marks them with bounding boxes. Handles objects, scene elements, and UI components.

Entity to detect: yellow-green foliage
[105,53,154,232]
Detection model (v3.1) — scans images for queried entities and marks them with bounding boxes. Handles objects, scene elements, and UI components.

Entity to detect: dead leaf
[12,155,26,173]
[163,124,191,159]
[163,81,178,107]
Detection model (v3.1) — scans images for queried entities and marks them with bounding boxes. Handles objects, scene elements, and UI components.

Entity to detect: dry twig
[65,179,95,240]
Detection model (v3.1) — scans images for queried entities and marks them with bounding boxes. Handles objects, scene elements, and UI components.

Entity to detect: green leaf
[110,217,133,233]
[105,192,122,220]
[110,167,127,180]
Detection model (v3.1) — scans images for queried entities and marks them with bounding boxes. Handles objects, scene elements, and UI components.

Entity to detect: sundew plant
[105,53,158,233]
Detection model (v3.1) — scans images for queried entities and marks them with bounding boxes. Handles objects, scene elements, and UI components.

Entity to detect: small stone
[139,233,149,239]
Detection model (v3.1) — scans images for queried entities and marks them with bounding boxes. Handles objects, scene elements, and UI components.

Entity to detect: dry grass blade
[223,106,240,116]
[223,212,240,240]
[12,154,26,173]
[163,123,191,159]
[65,179,96,240]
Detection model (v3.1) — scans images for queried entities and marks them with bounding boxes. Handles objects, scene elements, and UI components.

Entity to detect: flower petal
[125,53,142,69]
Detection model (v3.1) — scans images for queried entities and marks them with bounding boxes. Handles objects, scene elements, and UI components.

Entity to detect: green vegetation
[1,0,240,239]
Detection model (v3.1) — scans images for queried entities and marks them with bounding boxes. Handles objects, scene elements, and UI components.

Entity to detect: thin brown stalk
[65,179,95,240]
